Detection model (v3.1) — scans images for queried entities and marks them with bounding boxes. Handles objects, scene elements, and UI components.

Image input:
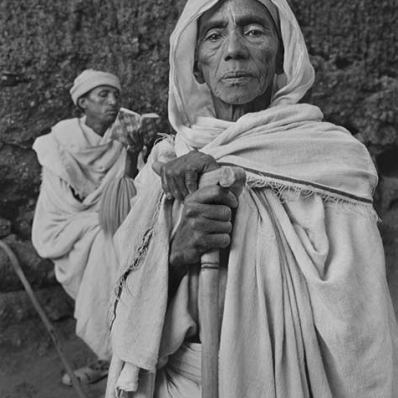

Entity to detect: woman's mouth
[223,71,253,83]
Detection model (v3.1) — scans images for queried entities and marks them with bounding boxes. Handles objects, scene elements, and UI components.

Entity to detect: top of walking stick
[198,166,246,196]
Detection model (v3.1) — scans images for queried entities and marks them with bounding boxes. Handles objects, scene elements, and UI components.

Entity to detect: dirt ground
[0,316,107,398]
[1,263,398,398]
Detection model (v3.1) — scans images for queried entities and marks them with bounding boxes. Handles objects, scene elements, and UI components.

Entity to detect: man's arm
[124,148,141,179]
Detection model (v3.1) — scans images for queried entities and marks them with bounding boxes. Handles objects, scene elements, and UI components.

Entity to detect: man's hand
[170,185,238,267]
[125,126,145,155]
[124,132,145,179]
[152,150,220,201]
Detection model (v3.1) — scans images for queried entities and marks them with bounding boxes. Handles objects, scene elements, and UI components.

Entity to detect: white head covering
[168,0,314,136]
[70,69,121,105]
[254,0,280,34]
[166,0,377,202]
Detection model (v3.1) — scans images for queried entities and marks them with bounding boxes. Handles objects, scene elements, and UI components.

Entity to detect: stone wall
[0,0,397,330]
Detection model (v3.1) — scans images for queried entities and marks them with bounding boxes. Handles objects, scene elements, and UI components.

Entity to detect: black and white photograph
[0,0,397,397]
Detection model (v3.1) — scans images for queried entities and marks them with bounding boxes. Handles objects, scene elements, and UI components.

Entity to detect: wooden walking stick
[198,166,246,398]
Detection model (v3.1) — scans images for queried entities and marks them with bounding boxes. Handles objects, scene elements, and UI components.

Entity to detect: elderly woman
[107,0,398,397]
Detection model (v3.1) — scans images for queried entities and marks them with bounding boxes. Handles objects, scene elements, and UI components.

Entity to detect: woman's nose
[224,30,249,60]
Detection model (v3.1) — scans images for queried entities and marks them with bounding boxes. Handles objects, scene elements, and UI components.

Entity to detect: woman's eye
[205,32,221,42]
[246,29,263,37]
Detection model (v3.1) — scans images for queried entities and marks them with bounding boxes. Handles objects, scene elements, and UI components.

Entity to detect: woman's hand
[152,150,220,201]
[169,185,238,267]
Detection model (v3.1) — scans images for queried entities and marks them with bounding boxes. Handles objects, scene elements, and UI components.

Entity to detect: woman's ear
[193,60,205,84]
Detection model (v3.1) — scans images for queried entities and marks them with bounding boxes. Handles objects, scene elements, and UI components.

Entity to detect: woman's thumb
[152,161,164,176]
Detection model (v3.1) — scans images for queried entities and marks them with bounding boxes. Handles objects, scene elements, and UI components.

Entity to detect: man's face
[196,0,281,107]
[79,85,120,126]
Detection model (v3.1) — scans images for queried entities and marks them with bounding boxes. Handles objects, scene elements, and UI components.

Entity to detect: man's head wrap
[70,69,121,105]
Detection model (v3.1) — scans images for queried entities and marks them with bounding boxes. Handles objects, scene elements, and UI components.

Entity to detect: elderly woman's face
[196,0,281,107]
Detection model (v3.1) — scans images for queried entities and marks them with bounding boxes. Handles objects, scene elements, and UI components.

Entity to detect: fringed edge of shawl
[246,172,380,222]
[109,136,176,332]
[109,191,164,330]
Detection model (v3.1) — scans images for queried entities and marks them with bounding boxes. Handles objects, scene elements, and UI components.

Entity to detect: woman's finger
[165,169,184,202]
[152,161,172,200]
[186,186,238,209]
[152,161,164,176]
[185,167,199,194]
[174,169,190,199]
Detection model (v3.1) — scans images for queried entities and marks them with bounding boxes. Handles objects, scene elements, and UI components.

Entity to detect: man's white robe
[32,117,125,359]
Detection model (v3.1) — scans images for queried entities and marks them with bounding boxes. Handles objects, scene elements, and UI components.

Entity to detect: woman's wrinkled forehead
[198,0,280,37]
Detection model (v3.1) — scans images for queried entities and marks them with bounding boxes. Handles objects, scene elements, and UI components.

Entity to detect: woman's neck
[212,88,273,122]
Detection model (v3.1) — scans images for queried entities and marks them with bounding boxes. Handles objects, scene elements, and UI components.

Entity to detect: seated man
[107,0,398,397]
[32,70,145,384]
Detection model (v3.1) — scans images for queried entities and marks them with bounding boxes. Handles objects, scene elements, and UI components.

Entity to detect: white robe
[32,117,125,359]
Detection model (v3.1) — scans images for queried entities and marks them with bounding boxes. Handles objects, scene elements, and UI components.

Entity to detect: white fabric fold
[108,115,397,397]
[32,117,125,358]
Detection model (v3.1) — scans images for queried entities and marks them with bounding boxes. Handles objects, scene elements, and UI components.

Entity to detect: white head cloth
[169,0,314,140]
[70,69,121,105]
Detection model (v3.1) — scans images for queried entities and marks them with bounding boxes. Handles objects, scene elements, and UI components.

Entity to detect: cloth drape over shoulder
[32,117,125,359]
[107,0,398,396]
[109,108,398,398]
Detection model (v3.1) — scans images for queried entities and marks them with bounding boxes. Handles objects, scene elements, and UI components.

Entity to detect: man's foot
[61,359,109,385]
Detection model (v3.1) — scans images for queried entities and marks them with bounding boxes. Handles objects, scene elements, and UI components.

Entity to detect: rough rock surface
[0,234,56,292]
[0,0,397,335]
[0,286,73,332]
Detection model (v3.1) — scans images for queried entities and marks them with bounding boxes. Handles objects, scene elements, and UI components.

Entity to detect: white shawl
[107,0,398,396]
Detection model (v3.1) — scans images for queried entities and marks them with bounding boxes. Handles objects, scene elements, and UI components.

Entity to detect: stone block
[0,217,11,238]
[0,285,73,332]
[376,147,398,214]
